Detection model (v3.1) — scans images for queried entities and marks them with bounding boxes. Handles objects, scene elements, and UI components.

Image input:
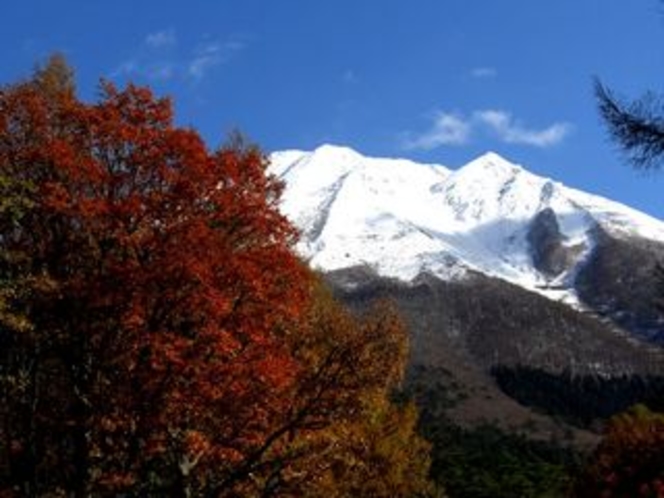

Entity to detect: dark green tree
[595,0,664,170]
[595,80,664,170]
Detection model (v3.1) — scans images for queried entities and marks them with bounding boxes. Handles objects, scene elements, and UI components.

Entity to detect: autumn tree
[253,284,440,498]
[33,52,76,99]
[0,57,437,497]
[0,57,310,496]
[572,405,664,497]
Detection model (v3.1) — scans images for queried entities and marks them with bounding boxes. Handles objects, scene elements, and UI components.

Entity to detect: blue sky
[3,0,664,218]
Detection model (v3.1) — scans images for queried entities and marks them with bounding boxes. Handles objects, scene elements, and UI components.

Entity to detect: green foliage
[426,419,579,498]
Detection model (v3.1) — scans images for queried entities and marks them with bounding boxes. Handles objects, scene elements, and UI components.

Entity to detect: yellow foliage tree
[246,282,442,497]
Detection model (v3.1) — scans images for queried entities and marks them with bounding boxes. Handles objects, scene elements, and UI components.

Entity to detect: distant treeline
[492,366,664,429]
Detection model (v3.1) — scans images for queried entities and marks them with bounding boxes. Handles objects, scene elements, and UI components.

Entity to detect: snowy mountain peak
[462,151,524,175]
[312,143,363,159]
[280,144,364,172]
[269,146,664,304]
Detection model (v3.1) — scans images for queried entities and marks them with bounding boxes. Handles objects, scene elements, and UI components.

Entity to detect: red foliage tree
[573,405,664,498]
[0,60,310,496]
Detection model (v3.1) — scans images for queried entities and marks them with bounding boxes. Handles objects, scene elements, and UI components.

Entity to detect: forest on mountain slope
[330,267,664,498]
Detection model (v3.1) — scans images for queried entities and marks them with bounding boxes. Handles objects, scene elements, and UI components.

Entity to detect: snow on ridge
[268,144,664,299]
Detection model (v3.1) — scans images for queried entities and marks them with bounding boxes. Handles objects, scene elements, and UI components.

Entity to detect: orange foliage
[0,60,310,495]
[0,58,437,497]
[573,405,664,498]
[237,283,439,497]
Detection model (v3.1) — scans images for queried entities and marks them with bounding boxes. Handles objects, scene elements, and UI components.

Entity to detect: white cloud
[474,110,571,147]
[471,67,497,78]
[403,109,572,150]
[188,40,244,80]
[145,29,177,49]
[188,43,221,79]
[114,32,246,83]
[403,112,471,150]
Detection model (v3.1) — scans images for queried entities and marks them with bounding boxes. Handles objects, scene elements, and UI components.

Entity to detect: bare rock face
[575,227,664,343]
[527,208,570,277]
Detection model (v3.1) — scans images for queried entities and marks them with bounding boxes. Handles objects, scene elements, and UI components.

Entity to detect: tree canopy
[0,57,437,497]
[573,405,664,497]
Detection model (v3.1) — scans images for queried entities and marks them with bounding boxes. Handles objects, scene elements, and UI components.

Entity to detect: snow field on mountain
[269,145,664,302]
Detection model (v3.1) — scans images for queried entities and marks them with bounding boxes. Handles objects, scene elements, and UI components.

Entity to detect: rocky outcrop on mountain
[575,227,664,342]
[528,207,583,278]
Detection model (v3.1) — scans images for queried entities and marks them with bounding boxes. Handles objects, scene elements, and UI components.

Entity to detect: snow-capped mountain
[271,144,664,439]
[269,144,664,307]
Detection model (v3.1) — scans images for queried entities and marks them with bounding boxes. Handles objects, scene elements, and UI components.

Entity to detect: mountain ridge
[269,144,664,312]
